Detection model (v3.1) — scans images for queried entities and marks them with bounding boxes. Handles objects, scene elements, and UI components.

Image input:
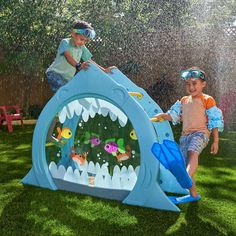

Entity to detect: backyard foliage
[0,0,236,77]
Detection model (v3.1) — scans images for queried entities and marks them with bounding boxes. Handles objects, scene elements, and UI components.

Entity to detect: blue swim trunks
[179,131,209,164]
[46,70,67,93]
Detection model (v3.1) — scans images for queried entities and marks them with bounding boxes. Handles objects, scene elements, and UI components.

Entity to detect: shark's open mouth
[46,97,140,192]
[58,98,128,126]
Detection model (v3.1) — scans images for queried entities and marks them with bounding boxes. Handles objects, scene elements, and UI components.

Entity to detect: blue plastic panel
[152,140,192,189]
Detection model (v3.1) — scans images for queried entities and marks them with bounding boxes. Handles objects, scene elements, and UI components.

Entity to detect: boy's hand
[81,61,90,70]
[150,113,173,122]
[104,66,117,73]
[210,142,219,155]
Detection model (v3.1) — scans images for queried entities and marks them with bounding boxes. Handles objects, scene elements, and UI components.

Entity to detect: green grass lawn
[0,125,235,236]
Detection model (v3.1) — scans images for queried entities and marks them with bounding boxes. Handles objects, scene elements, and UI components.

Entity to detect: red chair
[0,106,24,132]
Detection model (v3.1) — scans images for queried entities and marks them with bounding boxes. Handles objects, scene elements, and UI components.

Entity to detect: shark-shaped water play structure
[22,63,193,212]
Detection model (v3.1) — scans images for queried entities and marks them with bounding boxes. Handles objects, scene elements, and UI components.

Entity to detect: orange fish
[57,127,72,141]
[116,145,132,162]
[70,146,88,166]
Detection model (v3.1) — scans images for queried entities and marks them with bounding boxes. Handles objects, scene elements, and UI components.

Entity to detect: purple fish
[90,136,101,147]
[84,132,101,148]
[104,142,118,156]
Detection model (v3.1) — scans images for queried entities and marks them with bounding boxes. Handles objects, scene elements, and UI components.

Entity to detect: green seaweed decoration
[46,113,141,173]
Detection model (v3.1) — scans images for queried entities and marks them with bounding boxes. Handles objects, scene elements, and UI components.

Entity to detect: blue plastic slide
[151,139,192,189]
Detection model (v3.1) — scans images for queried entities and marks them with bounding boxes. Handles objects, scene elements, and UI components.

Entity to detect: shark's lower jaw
[58,98,128,126]
[49,161,140,191]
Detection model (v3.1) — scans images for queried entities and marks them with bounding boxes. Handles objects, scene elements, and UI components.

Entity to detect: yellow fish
[57,127,72,140]
[130,129,137,140]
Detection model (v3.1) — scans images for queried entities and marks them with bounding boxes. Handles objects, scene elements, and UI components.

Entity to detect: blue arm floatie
[167,100,182,125]
[206,106,224,132]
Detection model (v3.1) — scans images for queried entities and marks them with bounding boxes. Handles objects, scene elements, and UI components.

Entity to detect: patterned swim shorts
[46,70,67,93]
[179,131,209,164]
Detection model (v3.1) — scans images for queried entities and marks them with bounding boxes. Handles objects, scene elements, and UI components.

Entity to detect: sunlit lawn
[0,125,235,236]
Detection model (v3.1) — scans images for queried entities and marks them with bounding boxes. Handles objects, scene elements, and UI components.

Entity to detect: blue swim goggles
[180,69,206,81]
[73,28,96,39]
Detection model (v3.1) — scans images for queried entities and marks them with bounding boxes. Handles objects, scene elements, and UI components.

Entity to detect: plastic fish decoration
[84,132,101,147]
[116,145,131,162]
[104,138,126,156]
[104,139,118,156]
[130,129,137,140]
[70,146,88,166]
[57,127,72,141]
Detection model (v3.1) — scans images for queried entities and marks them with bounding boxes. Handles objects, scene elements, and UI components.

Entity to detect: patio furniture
[0,105,24,132]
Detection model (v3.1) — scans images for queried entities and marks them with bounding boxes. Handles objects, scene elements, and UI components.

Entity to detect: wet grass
[0,125,235,236]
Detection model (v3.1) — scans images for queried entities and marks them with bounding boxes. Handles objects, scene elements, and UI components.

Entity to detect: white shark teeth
[88,161,95,174]
[58,165,66,179]
[73,169,81,183]
[94,172,105,188]
[126,172,137,190]
[65,105,73,119]
[95,162,100,174]
[113,165,121,175]
[127,165,134,175]
[80,171,89,185]
[67,100,80,118]
[121,166,127,176]
[82,109,89,122]
[58,107,67,124]
[49,162,58,178]
[64,166,75,182]
[74,101,83,116]
[118,113,128,127]
[104,173,112,189]
[109,111,117,121]
[58,98,128,126]
[49,161,139,191]
[89,107,96,118]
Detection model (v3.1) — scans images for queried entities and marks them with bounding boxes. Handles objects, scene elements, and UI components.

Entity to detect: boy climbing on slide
[152,67,224,203]
[46,19,115,93]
